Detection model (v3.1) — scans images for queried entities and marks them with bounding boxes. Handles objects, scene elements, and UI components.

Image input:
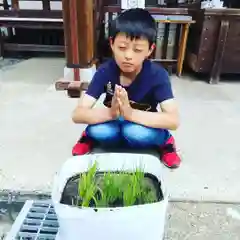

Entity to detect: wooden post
[11,0,19,9]
[209,20,229,84]
[42,0,51,11]
[0,30,3,58]
[62,0,94,81]
[177,23,190,77]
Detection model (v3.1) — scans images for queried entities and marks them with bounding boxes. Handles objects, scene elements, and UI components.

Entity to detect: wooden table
[187,8,240,84]
[153,17,195,77]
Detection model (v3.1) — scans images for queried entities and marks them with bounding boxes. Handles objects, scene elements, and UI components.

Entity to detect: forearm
[72,106,114,125]
[125,109,179,130]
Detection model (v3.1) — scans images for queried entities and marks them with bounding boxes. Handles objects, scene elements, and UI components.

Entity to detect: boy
[71,8,181,168]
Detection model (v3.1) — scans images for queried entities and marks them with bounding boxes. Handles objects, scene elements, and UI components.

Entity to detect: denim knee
[86,121,120,143]
[122,122,169,147]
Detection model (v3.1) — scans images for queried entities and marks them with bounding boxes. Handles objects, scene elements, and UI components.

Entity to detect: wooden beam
[11,0,19,9]
[209,20,229,84]
[62,0,94,69]
[76,0,94,67]
[103,5,189,15]
[42,0,51,10]
[0,9,62,18]
[177,23,190,77]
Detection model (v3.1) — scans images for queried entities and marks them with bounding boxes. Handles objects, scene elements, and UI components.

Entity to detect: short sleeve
[154,68,174,103]
[85,66,109,100]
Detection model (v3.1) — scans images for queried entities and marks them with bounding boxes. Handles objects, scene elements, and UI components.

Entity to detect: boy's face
[110,33,154,73]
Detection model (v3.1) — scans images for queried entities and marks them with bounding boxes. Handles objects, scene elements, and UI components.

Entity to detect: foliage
[77,162,159,208]
[78,162,98,207]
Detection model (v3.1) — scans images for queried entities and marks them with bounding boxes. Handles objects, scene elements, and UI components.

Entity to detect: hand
[110,85,120,119]
[116,85,133,119]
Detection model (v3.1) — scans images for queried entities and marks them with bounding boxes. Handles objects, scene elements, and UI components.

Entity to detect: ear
[109,37,114,50]
[147,43,155,57]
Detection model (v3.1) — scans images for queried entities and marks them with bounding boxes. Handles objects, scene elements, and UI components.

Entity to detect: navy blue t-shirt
[86,59,174,112]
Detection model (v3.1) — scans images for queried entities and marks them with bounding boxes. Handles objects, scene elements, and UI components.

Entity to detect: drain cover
[5,200,59,240]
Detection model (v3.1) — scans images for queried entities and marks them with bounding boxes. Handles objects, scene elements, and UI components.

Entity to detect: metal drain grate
[5,200,59,240]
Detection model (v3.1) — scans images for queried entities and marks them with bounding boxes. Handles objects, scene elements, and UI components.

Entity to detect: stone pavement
[165,202,240,239]
[1,57,240,202]
[1,201,240,239]
[0,57,240,238]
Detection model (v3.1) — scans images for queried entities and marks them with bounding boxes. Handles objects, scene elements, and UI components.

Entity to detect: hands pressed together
[110,84,133,119]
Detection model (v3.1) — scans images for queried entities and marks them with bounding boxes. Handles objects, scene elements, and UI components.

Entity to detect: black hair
[109,8,157,47]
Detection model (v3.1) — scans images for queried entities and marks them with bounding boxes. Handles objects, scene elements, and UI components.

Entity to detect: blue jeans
[86,118,170,148]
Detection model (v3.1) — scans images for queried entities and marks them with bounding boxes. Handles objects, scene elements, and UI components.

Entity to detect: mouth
[122,62,134,67]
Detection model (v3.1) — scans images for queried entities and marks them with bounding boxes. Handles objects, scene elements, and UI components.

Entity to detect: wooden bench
[0,0,64,57]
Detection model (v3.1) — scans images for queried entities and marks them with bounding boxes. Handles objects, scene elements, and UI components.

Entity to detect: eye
[135,49,143,53]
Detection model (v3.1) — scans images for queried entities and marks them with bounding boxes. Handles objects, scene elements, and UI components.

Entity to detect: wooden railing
[0,0,63,56]
[0,0,62,19]
[96,0,200,8]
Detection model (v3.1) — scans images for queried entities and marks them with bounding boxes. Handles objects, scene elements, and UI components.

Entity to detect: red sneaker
[72,131,94,156]
[159,136,181,169]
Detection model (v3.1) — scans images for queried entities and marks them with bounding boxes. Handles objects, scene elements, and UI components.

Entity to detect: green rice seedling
[96,172,127,207]
[123,168,145,206]
[95,172,115,207]
[77,163,159,208]
[78,162,99,207]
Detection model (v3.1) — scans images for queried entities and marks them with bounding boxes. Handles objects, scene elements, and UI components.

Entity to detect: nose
[124,49,133,60]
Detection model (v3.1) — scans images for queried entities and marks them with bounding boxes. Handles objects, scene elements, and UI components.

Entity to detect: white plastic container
[52,153,169,240]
